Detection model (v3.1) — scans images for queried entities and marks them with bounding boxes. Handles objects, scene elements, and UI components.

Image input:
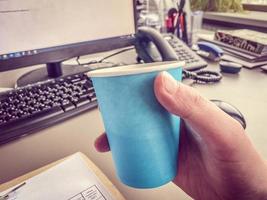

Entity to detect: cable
[182,69,223,83]
[76,58,99,66]
[98,47,135,63]
[76,56,81,65]
[76,47,135,66]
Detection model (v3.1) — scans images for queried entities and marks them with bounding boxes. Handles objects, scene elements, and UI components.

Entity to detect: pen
[182,12,188,44]
[175,12,181,38]
[0,182,26,200]
[167,8,178,34]
[180,13,184,34]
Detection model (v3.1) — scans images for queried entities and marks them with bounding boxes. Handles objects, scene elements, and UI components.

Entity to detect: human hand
[95,72,267,200]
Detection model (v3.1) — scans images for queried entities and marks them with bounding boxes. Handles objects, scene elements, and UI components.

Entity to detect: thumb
[154,71,245,151]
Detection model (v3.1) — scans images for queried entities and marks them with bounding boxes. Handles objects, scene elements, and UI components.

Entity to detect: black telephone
[134,26,222,83]
[134,26,208,71]
[134,26,179,63]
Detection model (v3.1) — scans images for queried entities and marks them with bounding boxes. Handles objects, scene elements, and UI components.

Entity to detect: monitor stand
[16,62,90,87]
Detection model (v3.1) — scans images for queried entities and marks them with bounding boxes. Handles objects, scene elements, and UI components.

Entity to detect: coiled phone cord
[182,69,222,83]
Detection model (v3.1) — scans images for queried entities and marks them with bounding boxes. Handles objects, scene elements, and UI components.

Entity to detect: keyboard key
[76,97,90,107]
[62,102,75,112]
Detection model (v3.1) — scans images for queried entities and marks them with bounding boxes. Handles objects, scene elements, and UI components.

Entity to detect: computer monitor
[0,0,137,86]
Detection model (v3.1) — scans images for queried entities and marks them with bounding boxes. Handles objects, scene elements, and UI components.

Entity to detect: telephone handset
[134,26,178,63]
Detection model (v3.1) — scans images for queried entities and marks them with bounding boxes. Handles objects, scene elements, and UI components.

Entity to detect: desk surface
[0,54,266,200]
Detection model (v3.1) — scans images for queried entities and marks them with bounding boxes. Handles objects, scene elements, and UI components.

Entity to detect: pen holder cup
[88,62,183,188]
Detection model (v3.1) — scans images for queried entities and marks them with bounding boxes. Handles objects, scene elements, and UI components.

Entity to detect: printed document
[0,153,115,200]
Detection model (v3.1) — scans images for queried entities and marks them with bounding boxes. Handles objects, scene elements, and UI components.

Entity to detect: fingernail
[162,71,177,94]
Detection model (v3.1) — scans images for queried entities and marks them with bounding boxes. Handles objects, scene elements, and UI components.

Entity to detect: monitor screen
[0,0,136,72]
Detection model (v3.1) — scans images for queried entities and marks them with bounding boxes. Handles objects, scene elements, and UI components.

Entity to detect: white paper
[0,153,115,200]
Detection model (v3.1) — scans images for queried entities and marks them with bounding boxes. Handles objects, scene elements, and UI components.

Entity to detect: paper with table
[0,153,116,200]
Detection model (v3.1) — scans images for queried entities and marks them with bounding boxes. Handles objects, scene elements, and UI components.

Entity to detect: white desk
[0,53,266,200]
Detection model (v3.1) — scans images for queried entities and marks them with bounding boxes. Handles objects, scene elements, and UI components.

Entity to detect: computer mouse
[211,100,246,129]
[219,61,242,74]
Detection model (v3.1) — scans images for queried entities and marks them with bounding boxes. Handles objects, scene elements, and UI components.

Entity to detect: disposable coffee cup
[88,61,184,188]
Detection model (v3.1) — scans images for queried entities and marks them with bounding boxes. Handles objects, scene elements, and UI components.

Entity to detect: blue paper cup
[88,61,183,188]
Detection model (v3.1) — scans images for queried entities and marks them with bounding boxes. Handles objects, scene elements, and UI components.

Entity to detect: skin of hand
[94,72,267,200]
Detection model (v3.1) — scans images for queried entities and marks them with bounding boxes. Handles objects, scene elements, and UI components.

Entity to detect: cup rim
[87,61,184,77]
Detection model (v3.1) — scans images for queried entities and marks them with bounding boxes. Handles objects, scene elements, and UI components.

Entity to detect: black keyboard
[163,34,208,71]
[0,73,97,145]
